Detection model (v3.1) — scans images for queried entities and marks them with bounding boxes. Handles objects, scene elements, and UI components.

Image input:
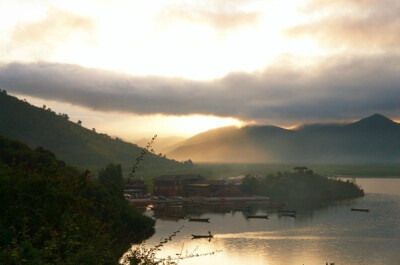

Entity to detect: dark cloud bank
[0,55,400,124]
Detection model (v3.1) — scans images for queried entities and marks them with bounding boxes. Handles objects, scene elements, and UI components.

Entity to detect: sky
[0,0,399,141]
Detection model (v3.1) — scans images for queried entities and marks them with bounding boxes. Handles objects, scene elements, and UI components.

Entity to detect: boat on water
[281,213,296,218]
[247,215,269,219]
[191,234,214,239]
[189,217,210,222]
[351,208,370,212]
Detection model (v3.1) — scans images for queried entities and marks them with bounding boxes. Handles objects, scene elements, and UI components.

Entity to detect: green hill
[0,92,191,174]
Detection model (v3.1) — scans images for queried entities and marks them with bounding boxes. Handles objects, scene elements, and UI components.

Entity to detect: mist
[167,114,400,164]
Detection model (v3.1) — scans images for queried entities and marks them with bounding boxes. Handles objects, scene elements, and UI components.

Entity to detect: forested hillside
[0,92,191,173]
[241,169,364,206]
[0,135,154,264]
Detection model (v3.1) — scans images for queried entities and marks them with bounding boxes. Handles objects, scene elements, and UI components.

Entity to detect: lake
[128,178,400,265]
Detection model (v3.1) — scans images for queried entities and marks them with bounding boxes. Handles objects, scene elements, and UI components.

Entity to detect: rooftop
[154,174,204,182]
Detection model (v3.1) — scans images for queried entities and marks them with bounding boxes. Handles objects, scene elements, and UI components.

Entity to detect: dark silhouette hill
[0,92,188,173]
[168,114,400,163]
[0,134,154,263]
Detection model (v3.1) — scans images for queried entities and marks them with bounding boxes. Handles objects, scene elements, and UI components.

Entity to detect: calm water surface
[133,178,400,265]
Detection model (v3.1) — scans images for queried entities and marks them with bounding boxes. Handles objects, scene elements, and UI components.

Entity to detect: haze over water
[137,178,400,265]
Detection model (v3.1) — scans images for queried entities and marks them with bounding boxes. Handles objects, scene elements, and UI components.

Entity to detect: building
[183,179,244,197]
[185,183,211,197]
[124,179,147,198]
[207,179,243,197]
[153,174,204,197]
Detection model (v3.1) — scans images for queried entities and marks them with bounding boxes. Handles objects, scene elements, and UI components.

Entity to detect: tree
[183,159,193,167]
[77,120,82,126]
[240,175,259,195]
[98,163,123,194]
[0,136,155,264]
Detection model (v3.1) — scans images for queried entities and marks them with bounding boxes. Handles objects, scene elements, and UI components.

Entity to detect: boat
[247,215,269,219]
[351,208,370,212]
[191,234,214,239]
[281,213,296,218]
[189,217,210,222]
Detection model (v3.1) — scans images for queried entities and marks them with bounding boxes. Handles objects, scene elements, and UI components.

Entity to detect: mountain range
[167,114,400,163]
[2,91,399,166]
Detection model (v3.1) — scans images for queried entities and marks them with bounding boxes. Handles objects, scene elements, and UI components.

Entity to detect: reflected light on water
[125,178,400,265]
[150,240,275,265]
[150,235,335,265]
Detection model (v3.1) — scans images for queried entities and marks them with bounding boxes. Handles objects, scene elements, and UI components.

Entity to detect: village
[123,174,271,219]
[124,167,312,203]
[124,174,246,199]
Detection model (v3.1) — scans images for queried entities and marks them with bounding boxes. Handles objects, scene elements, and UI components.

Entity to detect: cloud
[8,8,94,57]
[285,0,400,51]
[304,0,396,11]
[0,55,400,124]
[158,1,260,31]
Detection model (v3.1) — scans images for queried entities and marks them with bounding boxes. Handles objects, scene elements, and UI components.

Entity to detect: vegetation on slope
[0,135,154,264]
[241,168,364,205]
[0,92,192,174]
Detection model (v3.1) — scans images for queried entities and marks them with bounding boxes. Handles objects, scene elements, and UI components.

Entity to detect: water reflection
[130,178,400,265]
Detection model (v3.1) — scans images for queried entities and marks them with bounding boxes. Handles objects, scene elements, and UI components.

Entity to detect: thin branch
[127,134,157,183]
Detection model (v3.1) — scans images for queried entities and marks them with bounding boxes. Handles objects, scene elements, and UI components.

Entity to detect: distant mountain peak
[359,113,394,123]
[349,113,397,129]
[366,113,391,120]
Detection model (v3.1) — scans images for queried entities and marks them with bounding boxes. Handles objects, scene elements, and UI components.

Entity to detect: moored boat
[247,215,269,219]
[189,217,210,222]
[351,208,370,212]
[281,213,296,218]
[191,234,214,239]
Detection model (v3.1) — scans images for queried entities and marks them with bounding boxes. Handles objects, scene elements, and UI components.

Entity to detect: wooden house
[153,174,204,197]
[124,179,147,198]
